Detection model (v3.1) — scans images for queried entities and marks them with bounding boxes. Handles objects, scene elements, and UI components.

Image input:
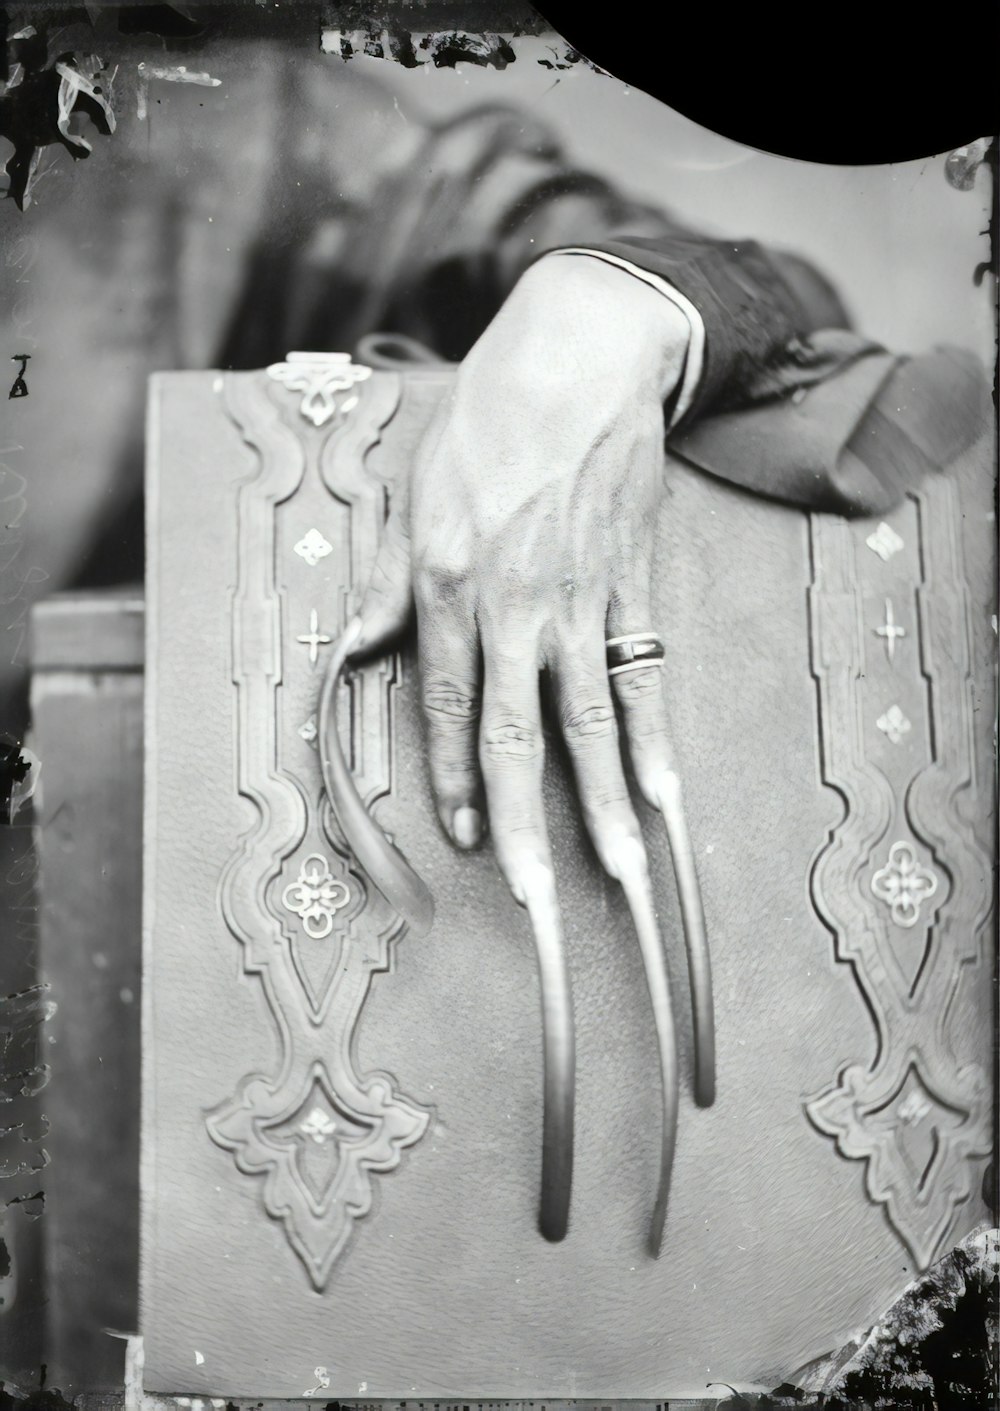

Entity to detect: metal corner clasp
[266,351,372,428]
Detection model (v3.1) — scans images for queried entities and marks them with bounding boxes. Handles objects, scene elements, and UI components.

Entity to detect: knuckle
[416,553,470,603]
[561,699,618,746]
[432,767,478,807]
[482,717,543,767]
[422,675,480,725]
[582,782,632,814]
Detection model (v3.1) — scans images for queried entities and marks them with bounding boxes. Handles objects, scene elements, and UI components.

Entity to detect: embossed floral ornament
[281,854,350,940]
[300,1107,337,1143]
[876,703,912,746]
[871,841,939,929]
[267,351,371,428]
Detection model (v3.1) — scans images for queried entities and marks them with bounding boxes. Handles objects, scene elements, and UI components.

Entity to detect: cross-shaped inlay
[874,597,906,664]
[296,609,332,668]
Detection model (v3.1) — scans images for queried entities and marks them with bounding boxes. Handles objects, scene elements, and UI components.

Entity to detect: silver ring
[606,632,666,677]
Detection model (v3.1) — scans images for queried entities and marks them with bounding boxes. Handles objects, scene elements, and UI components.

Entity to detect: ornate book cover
[141,359,993,1397]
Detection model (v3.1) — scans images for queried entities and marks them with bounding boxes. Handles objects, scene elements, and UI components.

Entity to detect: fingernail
[451,806,482,850]
[506,854,554,909]
[605,832,648,884]
[515,855,556,906]
[650,767,682,813]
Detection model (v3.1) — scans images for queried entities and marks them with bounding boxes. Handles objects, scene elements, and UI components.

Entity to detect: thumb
[351,489,413,657]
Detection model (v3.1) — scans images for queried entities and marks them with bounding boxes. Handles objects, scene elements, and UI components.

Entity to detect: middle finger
[477,628,551,895]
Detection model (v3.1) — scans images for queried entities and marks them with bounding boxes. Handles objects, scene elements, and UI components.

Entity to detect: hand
[341,251,714,1249]
[352,252,691,900]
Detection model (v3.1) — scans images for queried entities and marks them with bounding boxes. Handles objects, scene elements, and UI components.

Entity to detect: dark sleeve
[368,106,991,517]
[566,237,990,517]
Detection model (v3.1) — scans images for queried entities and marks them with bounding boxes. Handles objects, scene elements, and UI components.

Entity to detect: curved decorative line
[807,517,898,1027]
[805,492,993,1271]
[906,478,993,957]
[318,622,435,937]
[807,1058,990,1269]
[266,352,372,429]
[208,1065,428,1291]
[216,373,313,1095]
[206,366,432,1289]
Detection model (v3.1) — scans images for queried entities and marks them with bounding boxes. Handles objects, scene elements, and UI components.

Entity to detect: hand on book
[338,254,715,1234]
[350,251,690,905]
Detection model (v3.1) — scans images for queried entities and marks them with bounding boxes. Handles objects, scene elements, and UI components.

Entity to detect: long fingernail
[451,806,482,850]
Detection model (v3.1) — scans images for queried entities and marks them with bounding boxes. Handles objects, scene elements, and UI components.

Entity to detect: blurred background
[0,0,993,1393]
[0,5,992,730]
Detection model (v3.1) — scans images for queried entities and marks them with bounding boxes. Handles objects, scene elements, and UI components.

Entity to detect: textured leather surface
[142,369,993,1398]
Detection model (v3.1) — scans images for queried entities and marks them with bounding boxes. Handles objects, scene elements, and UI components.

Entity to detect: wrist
[517,253,690,400]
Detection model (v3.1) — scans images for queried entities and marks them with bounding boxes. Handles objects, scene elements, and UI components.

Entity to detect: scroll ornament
[206,361,429,1290]
[807,481,992,1270]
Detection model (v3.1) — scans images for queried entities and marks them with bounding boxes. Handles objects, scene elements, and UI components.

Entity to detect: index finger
[477,631,549,898]
[477,625,575,1242]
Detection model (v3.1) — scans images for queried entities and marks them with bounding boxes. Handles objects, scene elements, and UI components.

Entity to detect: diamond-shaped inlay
[294,528,333,567]
[871,841,939,929]
[877,703,912,745]
[866,521,905,562]
[298,715,318,748]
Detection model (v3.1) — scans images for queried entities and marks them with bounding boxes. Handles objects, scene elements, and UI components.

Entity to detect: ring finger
[607,579,715,1110]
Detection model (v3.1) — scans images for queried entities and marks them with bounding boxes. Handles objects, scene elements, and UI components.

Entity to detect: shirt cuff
[542,246,706,429]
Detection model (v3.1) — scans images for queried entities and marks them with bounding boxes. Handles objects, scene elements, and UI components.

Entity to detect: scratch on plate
[136,64,222,121]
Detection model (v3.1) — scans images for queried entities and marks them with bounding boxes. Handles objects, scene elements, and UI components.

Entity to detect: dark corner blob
[528,0,999,164]
[320,0,547,70]
[0,15,116,211]
[0,735,39,825]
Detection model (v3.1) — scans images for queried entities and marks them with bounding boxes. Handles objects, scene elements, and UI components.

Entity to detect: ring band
[606,632,666,677]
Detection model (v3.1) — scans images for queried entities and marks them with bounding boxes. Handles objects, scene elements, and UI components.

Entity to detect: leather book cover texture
[141,359,993,1397]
